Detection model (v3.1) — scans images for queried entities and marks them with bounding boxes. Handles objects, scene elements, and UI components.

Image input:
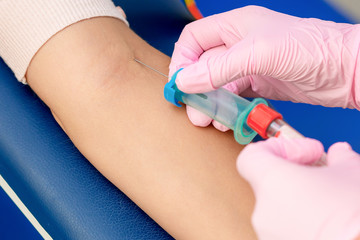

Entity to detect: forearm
[26,17,256,239]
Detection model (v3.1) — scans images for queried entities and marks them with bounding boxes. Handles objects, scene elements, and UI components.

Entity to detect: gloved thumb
[175,42,253,94]
[327,142,360,167]
[237,137,324,187]
[186,106,213,127]
[186,105,230,131]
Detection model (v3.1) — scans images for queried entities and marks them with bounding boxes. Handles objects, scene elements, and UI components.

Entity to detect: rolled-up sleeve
[0,0,128,84]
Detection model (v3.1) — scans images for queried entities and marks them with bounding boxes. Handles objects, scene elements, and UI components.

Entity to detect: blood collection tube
[246,103,304,139]
[247,104,326,166]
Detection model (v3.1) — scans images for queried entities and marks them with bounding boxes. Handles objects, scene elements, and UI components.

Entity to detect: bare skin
[26,17,256,239]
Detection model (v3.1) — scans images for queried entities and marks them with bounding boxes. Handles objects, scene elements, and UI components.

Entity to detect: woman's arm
[26,17,256,239]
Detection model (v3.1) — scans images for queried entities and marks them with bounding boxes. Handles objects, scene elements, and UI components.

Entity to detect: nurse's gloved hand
[183,45,236,131]
[237,137,360,240]
[169,6,360,129]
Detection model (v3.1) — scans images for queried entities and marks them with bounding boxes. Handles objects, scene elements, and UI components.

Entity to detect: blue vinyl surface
[0,186,42,240]
[196,0,351,22]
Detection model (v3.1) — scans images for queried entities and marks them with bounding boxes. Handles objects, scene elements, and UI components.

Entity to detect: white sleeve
[0,0,128,84]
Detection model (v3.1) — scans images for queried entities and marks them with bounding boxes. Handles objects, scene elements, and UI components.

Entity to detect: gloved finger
[186,105,212,127]
[169,13,239,77]
[184,80,248,131]
[327,142,360,166]
[212,121,230,132]
[175,43,256,93]
[208,80,249,132]
[175,37,257,92]
[222,79,251,96]
[187,102,230,131]
[172,44,230,93]
[169,42,203,79]
[237,138,324,187]
[176,23,308,93]
[277,137,325,164]
[169,6,296,77]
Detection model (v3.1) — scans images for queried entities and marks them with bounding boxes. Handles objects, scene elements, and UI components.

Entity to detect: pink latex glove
[169,6,360,130]
[237,137,360,240]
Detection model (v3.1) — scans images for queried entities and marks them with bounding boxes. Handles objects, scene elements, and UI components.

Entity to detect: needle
[134,58,169,78]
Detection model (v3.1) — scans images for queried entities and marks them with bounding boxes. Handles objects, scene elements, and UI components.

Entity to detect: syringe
[164,68,306,144]
[134,59,326,165]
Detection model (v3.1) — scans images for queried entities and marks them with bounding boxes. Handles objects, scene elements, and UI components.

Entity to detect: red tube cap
[247,104,282,139]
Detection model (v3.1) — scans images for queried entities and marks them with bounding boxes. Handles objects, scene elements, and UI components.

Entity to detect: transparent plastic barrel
[174,87,268,144]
